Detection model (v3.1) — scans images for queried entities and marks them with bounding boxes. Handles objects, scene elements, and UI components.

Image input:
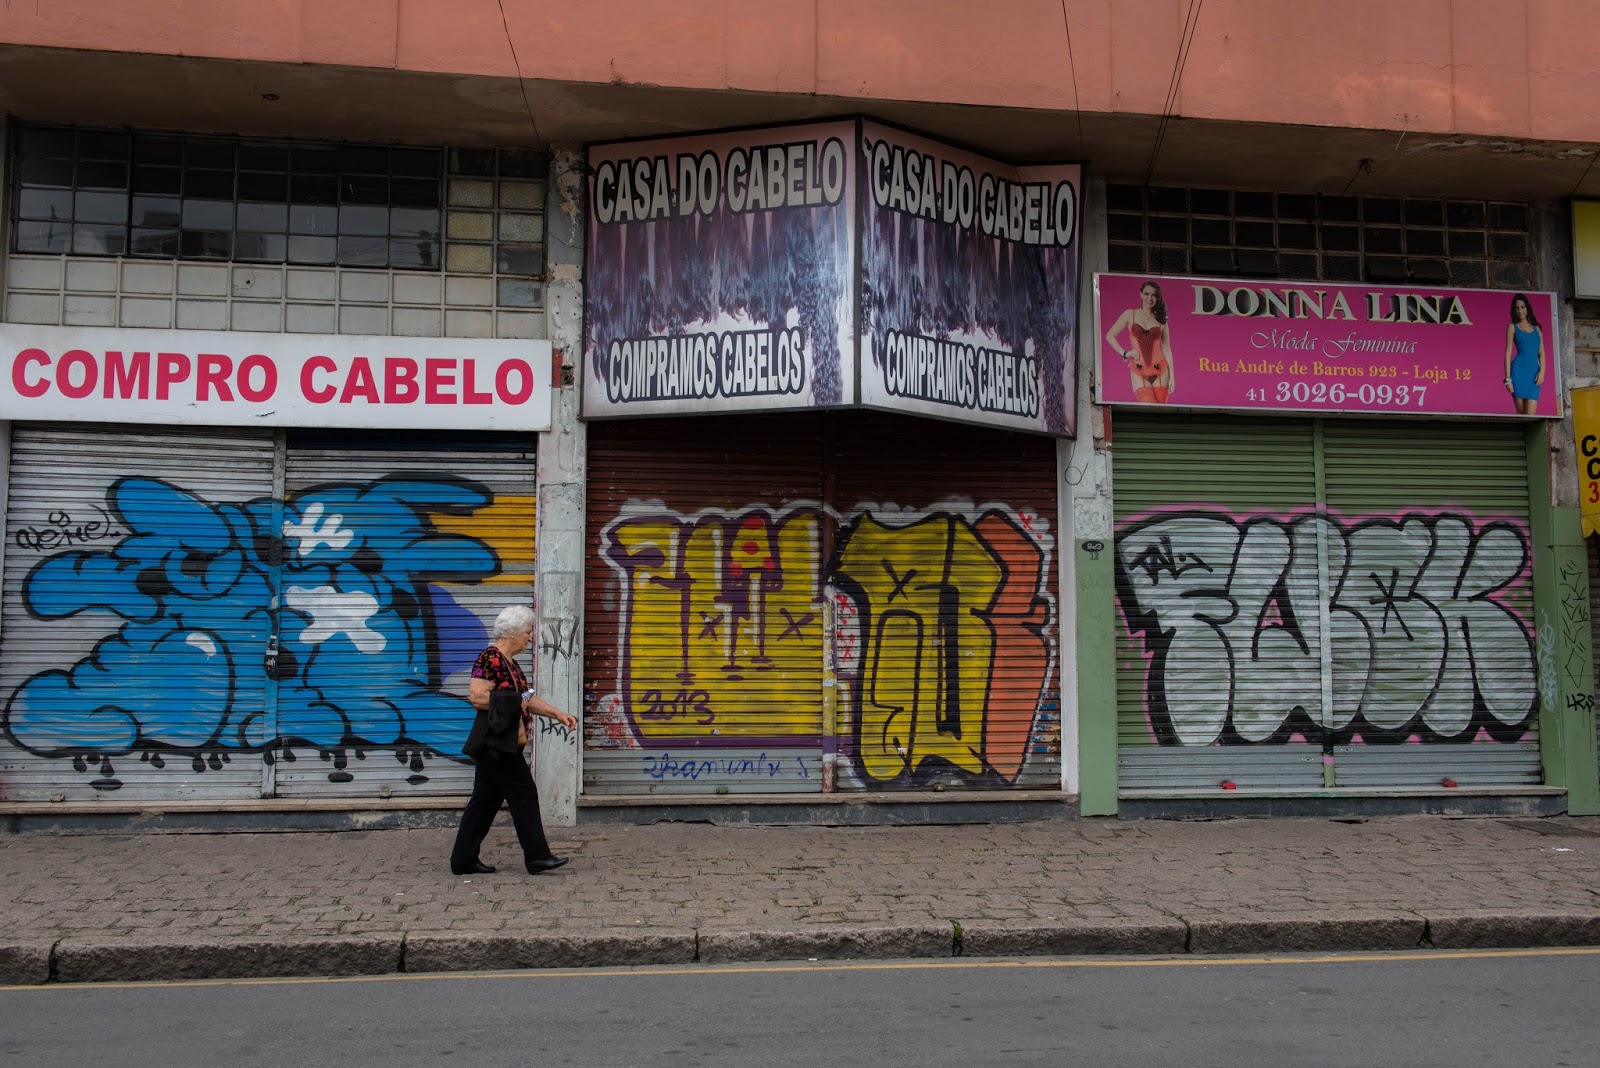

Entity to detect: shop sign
[1094,273,1562,419]
[857,122,1080,436]
[1575,385,1600,536]
[583,119,1083,437]
[584,120,859,419]
[0,325,553,431]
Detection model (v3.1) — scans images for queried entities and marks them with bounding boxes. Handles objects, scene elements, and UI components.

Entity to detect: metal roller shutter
[1321,420,1540,786]
[275,431,537,798]
[831,414,1061,791]
[584,415,828,794]
[1113,415,1327,790]
[0,424,277,801]
[1114,413,1542,795]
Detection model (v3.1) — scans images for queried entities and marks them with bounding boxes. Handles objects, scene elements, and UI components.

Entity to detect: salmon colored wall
[1,0,1594,142]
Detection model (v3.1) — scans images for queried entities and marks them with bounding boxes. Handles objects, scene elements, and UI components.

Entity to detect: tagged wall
[0,425,536,800]
[583,412,1061,794]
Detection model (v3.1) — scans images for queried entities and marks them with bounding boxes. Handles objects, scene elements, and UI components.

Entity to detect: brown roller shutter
[583,411,1061,795]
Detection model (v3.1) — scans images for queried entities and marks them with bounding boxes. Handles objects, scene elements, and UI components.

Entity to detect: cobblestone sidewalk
[4,815,1599,983]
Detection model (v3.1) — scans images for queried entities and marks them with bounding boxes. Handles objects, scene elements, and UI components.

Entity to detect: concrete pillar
[533,148,587,826]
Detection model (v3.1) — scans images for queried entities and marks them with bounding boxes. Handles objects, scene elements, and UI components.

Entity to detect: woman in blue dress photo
[1503,293,1545,415]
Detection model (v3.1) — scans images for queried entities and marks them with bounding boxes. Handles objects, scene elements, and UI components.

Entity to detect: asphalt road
[2,949,1596,1068]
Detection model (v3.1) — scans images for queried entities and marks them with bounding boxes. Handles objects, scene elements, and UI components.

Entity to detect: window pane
[497,278,540,306]
[388,238,439,269]
[291,174,339,204]
[391,148,441,178]
[15,220,71,253]
[1363,227,1403,254]
[339,146,389,175]
[131,196,182,227]
[497,148,544,178]
[240,145,289,171]
[20,128,75,156]
[1449,231,1485,257]
[448,211,493,240]
[1189,188,1229,215]
[337,234,388,266]
[339,204,388,236]
[1235,220,1273,247]
[73,223,126,254]
[235,232,288,261]
[18,188,73,220]
[293,147,339,174]
[19,157,73,186]
[77,162,128,190]
[391,178,441,207]
[1491,232,1527,258]
[185,170,234,198]
[496,243,544,275]
[498,213,543,242]
[181,230,232,258]
[1405,229,1445,256]
[77,131,130,160]
[341,176,389,205]
[130,228,180,257]
[238,202,288,231]
[390,208,439,238]
[1234,191,1272,217]
[287,234,336,263]
[134,137,183,165]
[449,148,495,176]
[498,181,544,210]
[74,191,127,224]
[239,172,288,202]
[132,166,182,194]
[1447,202,1486,228]
[290,204,338,235]
[184,141,236,169]
[183,200,234,229]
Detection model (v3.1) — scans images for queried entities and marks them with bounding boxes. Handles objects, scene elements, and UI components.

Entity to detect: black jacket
[462,689,523,759]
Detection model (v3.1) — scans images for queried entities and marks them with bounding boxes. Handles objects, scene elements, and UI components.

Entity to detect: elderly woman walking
[450,604,578,876]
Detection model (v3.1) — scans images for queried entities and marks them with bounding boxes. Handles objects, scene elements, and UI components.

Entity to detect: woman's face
[1513,298,1529,321]
[1140,286,1158,309]
[507,624,534,653]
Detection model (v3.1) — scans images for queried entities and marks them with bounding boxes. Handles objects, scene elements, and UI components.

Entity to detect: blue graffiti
[3,476,498,772]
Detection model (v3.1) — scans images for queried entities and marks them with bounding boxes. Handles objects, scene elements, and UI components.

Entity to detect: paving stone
[0,940,53,984]
[961,919,1188,957]
[53,935,403,982]
[1186,912,1427,954]
[698,925,953,962]
[405,931,695,971]
[1425,910,1600,949]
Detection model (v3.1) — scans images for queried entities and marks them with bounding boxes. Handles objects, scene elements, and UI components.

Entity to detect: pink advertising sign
[1094,273,1563,419]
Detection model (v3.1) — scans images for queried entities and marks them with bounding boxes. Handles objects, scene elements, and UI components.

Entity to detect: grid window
[1105,183,1533,287]
[13,125,546,285]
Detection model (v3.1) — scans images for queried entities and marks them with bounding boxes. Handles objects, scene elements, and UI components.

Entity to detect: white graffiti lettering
[1116,511,1537,744]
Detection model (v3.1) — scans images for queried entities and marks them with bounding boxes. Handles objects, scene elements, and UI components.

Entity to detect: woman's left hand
[552,711,578,730]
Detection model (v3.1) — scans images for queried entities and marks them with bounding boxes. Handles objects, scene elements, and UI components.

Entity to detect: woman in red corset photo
[1104,280,1176,403]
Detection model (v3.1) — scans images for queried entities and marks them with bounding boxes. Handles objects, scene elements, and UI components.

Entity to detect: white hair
[492,604,535,639]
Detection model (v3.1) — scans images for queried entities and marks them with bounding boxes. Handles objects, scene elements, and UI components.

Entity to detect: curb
[5,911,1600,986]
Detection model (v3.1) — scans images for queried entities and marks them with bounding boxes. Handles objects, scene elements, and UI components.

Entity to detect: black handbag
[462,689,524,758]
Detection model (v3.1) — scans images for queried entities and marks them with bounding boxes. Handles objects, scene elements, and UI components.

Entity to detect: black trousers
[450,748,552,870]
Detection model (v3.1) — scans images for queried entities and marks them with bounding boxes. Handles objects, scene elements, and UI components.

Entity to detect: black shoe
[451,861,496,875]
[526,856,569,874]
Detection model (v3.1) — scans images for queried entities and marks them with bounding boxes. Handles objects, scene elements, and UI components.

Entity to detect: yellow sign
[1576,385,1600,536]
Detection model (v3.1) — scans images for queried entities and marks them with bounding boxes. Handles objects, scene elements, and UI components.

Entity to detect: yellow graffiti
[607,508,824,739]
[836,515,1004,780]
[428,494,536,585]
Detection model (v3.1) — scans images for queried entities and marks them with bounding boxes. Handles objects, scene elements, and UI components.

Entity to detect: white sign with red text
[0,326,553,431]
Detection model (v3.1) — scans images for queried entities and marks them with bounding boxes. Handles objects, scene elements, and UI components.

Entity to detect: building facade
[0,1,1594,825]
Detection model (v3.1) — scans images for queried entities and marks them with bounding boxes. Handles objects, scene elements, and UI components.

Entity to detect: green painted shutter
[1321,419,1540,786]
[1113,415,1326,791]
[1113,413,1542,795]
